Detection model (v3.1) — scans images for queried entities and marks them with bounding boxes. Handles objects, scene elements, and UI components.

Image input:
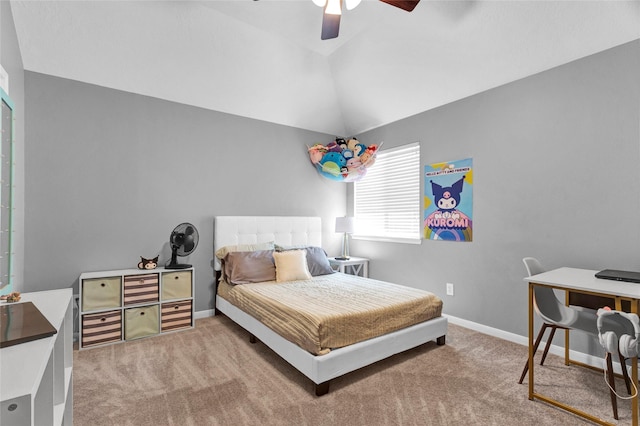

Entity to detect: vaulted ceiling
[9,0,640,135]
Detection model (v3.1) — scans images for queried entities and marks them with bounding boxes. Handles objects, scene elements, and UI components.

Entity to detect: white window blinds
[354,142,421,243]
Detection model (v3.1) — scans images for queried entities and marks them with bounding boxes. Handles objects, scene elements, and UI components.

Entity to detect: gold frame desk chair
[519,257,631,419]
[518,257,603,383]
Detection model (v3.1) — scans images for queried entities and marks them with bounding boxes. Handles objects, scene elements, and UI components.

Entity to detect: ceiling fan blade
[379,0,420,12]
[321,12,341,40]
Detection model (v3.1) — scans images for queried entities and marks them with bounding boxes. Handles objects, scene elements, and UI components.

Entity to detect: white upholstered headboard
[213,216,322,271]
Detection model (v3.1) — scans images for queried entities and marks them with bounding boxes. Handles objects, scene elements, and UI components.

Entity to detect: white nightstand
[329,256,369,278]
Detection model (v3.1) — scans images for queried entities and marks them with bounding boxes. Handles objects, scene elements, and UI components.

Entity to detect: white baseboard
[445,314,529,346]
[444,314,627,374]
[195,309,216,320]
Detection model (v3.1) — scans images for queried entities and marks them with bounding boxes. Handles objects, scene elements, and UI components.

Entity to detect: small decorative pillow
[223,250,276,285]
[274,245,335,277]
[303,247,334,276]
[273,249,312,283]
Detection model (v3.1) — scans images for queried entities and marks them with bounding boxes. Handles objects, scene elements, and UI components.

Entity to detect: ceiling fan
[313,0,420,40]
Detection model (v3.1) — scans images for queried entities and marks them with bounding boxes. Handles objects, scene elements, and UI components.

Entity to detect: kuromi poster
[424,158,473,241]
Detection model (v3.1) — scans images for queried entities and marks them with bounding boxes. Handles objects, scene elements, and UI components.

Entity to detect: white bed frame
[213,216,448,395]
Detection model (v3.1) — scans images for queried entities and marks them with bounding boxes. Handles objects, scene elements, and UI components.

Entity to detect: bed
[213,216,448,396]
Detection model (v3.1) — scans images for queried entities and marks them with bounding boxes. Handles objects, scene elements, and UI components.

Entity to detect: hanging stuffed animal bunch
[308,137,380,182]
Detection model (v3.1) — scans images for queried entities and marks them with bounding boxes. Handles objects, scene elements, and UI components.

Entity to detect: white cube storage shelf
[79,267,194,349]
[0,289,73,426]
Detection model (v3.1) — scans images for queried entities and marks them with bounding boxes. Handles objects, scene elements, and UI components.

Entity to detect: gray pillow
[223,250,276,284]
[305,246,335,276]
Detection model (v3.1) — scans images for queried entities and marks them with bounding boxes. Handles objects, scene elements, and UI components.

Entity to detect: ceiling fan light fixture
[318,0,420,40]
[345,0,362,10]
[325,0,342,15]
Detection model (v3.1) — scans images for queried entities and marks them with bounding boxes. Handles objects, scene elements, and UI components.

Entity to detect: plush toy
[308,144,327,164]
[353,143,367,157]
[138,255,159,270]
[359,144,378,166]
[347,138,359,151]
[320,162,341,179]
[308,138,382,182]
[0,291,21,302]
[359,150,373,166]
[344,157,367,182]
[318,152,348,180]
[341,149,354,160]
[325,141,342,153]
[320,152,347,168]
[346,157,362,171]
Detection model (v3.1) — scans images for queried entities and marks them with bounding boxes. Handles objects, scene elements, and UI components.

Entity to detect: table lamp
[335,216,354,260]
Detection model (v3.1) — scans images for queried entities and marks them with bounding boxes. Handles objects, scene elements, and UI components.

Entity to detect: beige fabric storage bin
[161,300,192,332]
[82,276,122,311]
[124,305,159,340]
[123,273,159,306]
[161,271,192,300]
[81,310,122,348]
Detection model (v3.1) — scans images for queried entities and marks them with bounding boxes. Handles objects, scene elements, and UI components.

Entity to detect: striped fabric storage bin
[81,310,122,348]
[123,273,159,306]
[161,300,193,332]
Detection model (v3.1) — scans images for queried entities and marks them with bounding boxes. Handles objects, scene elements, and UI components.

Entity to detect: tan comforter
[217,273,443,355]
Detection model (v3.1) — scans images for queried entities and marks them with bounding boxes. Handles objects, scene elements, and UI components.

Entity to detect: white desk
[526,267,639,426]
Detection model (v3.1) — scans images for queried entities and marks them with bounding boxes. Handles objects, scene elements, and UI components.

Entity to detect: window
[353,142,421,244]
[0,89,14,294]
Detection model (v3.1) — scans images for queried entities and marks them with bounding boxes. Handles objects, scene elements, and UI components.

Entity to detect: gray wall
[1,1,25,293]
[23,73,345,311]
[19,32,640,347]
[353,40,640,343]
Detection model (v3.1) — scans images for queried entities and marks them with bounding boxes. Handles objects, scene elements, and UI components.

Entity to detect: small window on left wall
[0,88,15,295]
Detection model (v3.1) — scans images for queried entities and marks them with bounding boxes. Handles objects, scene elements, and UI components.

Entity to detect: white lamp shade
[312,0,327,7]
[335,217,355,234]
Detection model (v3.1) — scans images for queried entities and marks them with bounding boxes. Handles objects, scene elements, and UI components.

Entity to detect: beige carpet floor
[73,315,634,425]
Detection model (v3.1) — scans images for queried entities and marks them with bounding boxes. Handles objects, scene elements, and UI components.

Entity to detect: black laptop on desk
[595,269,640,283]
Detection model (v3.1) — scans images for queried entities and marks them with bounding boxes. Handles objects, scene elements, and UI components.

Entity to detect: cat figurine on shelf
[137,255,159,270]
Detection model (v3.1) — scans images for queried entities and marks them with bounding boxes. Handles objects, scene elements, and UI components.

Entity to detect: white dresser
[0,289,73,425]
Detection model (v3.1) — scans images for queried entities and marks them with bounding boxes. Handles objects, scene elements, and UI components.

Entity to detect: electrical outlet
[446,283,454,296]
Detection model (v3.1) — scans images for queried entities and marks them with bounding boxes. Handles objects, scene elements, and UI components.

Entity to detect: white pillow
[273,249,312,283]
